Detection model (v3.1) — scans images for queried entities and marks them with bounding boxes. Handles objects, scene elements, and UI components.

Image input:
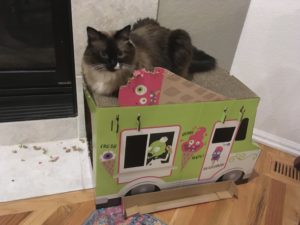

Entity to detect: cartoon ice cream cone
[181,151,194,169]
[100,151,115,177]
[181,127,206,169]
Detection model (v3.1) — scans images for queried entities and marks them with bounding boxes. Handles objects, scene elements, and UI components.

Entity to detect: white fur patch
[114,62,120,70]
[82,60,121,95]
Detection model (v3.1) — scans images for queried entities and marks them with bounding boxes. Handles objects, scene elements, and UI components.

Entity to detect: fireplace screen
[0,0,77,122]
[0,0,56,70]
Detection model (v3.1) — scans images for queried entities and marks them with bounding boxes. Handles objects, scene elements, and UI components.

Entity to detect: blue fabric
[83,205,167,225]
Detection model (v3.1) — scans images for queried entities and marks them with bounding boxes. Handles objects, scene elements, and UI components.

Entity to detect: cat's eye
[135,85,147,96]
[99,51,108,58]
[189,140,194,145]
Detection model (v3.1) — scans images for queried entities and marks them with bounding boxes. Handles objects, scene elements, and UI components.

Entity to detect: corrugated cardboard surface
[193,68,258,99]
[123,181,237,216]
[92,67,257,107]
[159,69,228,104]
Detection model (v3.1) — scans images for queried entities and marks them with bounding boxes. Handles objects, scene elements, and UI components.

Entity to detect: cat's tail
[188,47,217,73]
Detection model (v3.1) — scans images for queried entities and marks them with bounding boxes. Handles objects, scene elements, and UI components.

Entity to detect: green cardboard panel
[85,90,260,199]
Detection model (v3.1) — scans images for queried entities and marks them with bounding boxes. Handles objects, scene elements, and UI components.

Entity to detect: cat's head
[85,25,135,71]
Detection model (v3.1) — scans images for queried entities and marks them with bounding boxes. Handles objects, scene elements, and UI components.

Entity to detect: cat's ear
[86,26,106,43]
[115,25,131,40]
[86,27,99,41]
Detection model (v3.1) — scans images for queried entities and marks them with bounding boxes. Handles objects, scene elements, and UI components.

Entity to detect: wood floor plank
[168,205,197,225]
[198,200,233,225]
[189,202,217,225]
[0,211,31,225]
[224,182,254,225]
[265,179,286,225]
[282,184,300,225]
[43,201,95,225]
[152,209,176,224]
[0,189,95,225]
[18,207,58,225]
[247,175,270,225]
[0,189,95,216]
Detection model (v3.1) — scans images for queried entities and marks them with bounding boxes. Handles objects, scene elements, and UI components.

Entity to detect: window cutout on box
[146,132,175,166]
[120,126,180,173]
[212,127,236,143]
[235,118,249,141]
[124,135,148,168]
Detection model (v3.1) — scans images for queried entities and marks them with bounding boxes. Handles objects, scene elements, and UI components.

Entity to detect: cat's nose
[108,59,117,69]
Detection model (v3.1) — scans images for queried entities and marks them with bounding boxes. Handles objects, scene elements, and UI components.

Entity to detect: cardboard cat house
[84,67,260,205]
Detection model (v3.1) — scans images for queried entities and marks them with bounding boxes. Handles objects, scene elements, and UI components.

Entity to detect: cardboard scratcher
[160,69,228,104]
[118,67,228,106]
[123,181,238,217]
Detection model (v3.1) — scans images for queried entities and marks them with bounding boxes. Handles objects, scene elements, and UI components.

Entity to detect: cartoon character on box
[211,146,223,165]
[118,68,164,106]
[181,127,206,169]
[146,137,172,166]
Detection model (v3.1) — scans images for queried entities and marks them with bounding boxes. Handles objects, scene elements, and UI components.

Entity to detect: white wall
[231,0,300,154]
[157,0,251,71]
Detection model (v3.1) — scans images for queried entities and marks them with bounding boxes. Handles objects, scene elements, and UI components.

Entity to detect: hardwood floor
[0,144,299,225]
[153,145,300,225]
[0,189,95,225]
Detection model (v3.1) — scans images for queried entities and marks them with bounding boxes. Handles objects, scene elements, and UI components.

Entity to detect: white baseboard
[253,129,300,156]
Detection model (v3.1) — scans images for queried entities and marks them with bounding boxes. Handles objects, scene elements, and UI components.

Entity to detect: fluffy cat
[82,25,133,96]
[82,18,216,97]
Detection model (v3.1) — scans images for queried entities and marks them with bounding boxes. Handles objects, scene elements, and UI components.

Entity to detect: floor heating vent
[273,160,300,181]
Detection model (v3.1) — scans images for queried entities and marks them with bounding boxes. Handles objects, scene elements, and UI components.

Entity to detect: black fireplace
[0,0,77,122]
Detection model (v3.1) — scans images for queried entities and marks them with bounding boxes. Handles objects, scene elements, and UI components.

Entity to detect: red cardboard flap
[118,68,164,106]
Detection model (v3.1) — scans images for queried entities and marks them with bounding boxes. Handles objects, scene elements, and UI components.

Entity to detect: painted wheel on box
[125,184,160,196]
[218,170,244,183]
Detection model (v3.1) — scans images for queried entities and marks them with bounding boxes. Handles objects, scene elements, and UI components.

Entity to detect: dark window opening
[235,118,249,141]
[212,127,236,143]
[124,135,148,169]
